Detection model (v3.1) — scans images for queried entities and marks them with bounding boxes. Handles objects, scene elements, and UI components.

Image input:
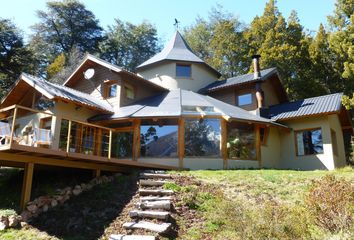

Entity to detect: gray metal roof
[89,88,287,128]
[268,93,343,121]
[136,31,221,77]
[200,67,277,93]
[21,73,114,113]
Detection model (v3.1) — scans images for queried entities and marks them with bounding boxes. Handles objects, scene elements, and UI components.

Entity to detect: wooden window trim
[294,127,323,157]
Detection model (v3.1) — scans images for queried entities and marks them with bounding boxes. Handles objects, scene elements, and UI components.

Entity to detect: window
[124,84,135,99]
[184,118,221,157]
[237,93,253,106]
[331,129,338,156]
[296,128,323,156]
[176,64,191,78]
[108,84,118,98]
[111,132,133,158]
[227,122,256,160]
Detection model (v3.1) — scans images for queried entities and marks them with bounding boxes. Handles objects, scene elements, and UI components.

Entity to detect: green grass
[175,167,354,240]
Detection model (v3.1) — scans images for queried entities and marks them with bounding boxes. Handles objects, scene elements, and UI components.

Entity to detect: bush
[306,175,353,233]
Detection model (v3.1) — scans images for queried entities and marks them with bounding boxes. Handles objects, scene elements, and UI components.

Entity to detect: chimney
[252,54,261,79]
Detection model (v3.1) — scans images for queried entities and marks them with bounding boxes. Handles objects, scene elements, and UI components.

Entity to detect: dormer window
[124,84,135,100]
[176,64,191,78]
[237,93,253,106]
[108,84,118,98]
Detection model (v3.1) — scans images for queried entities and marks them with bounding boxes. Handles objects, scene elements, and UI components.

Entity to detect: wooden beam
[9,107,18,148]
[108,130,112,159]
[132,119,141,161]
[66,120,72,153]
[93,169,101,178]
[221,119,228,169]
[178,118,185,169]
[20,162,34,211]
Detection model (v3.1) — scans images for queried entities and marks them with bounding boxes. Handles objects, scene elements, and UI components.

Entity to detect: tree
[99,19,160,71]
[0,18,37,97]
[47,53,66,79]
[30,0,103,63]
[184,5,248,78]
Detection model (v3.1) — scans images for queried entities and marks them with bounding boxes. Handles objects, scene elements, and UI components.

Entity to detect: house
[0,31,352,209]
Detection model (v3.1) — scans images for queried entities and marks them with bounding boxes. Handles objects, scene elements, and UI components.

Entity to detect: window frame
[294,128,324,157]
[237,93,253,107]
[176,63,192,79]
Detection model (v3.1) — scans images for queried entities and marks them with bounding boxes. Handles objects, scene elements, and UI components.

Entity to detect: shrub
[306,175,353,233]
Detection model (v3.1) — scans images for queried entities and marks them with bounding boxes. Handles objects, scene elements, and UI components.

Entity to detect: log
[123,221,171,233]
[139,173,172,179]
[139,180,170,187]
[129,210,170,220]
[140,196,172,202]
[139,189,174,196]
[136,200,171,210]
[110,234,155,240]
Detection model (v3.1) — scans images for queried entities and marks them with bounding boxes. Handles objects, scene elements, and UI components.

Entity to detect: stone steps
[140,196,172,202]
[129,210,170,221]
[123,221,171,233]
[140,173,172,179]
[139,179,170,187]
[136,200,171,211]
[109,234,155,240]
[139,189,174,196]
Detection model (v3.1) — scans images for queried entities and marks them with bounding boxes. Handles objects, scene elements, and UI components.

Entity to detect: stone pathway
[110,170,175,240]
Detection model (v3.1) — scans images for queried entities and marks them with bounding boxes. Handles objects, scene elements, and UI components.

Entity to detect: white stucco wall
[227,159,259,169]
[184,158,223,170]
[327,114,347,168]
[137,62,218,92]
[138,158,179,168]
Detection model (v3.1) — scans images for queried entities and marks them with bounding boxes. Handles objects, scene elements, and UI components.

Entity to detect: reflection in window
[108,84,118,98]
[111,132,133,158]
[227,122,256,160]
[237,93,252,106]
[124,84,135,99]
[140,125,178,157]
[296,129,323,156]
[176,64,191,78]
[184,119,221,157]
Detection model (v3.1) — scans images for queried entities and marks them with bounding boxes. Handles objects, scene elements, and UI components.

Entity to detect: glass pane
[82,126,95,155]
[227,122,256,160]
[238,93,252,106]
[176,64,191,78]
[109,84,117,97]
[185,119,221,157]
[125,86,134,99]
[140,125,178,157]
[100,130,110,157]
[111,132,133,158]
[296,129,323,156]
[59,119,69,150]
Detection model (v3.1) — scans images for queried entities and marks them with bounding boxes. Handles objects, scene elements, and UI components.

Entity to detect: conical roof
[136,31,220,77]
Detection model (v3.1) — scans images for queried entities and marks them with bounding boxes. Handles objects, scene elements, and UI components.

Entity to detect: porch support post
[132,119,141,161]
[66,120,72,153]
[178,118,185,169]
[221,119,228,169]
[20,162,34,211]
[108,130,112,159]
[93,169,101,178]
[9,106,18,148]
[255,125,262,168]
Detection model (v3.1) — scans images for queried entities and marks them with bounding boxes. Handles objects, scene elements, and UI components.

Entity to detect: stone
[8,215,18,227]
[0,216,9,230]
[123,221,171,233]
[139,173,172,179]
[109,234,155,240]
[129,210,170,220]
[20,211,32,222]
[0,222,7,231]
[27,204,38,213]
[51,199,58,207]
[139,180,170,187]
[42,205,49,212]
[138,189,174,196]
[136,200,171,211]
[20,221,28,228]
[140,196,172,202]
[36,196,51,207]
[72,188,82,196]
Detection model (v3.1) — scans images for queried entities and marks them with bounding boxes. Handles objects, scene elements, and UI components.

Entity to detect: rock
[51,199,58,207]
[0,216,9,230]
[72,188,82,196]
[20,221,28,228]
[114,173,122,177]
[55,195,63,202]
[129,210,170,220]
[20,211,32,222]
[0,222,7,231]
[123,221,171,233]
[138,189,174,196]
[136,200,171,210]
[42,205,49,212]
[27,204,38,213]
[80,183,87,190]
[110,234,155,240]
[8,215,18,227]
[36,196,51,207]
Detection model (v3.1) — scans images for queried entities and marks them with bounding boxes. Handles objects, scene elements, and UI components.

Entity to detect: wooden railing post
[132,119,141,161]
[221,119,228,170]
[9,106,18,148]
[20,162,34,211]
[66,120,72,153]
[178,118,185,169]
[108,130,112,159]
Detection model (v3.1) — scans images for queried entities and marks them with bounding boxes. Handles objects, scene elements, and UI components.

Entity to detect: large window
[111,132,133,159]
[176,64,191,78]
[184,118,221,157]
[227,122,256,160]
[140,125,178,157]
[237,93,253,106]
[296,128,323,156]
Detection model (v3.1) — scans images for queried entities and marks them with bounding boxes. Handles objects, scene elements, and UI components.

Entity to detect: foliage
[306,175,353,233]
[0,18,37,98]
[99,19,160,71]
[46,53,66,79]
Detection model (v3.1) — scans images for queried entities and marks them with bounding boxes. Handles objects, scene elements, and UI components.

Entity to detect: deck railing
[0,105,133,160]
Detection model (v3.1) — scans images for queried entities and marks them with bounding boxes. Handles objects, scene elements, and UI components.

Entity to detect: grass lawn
[172,167,354,240]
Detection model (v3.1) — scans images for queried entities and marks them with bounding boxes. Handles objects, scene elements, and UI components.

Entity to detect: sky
[0,0,336,43]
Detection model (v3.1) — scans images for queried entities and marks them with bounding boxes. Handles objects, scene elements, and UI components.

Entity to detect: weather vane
[174,18,180,30]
